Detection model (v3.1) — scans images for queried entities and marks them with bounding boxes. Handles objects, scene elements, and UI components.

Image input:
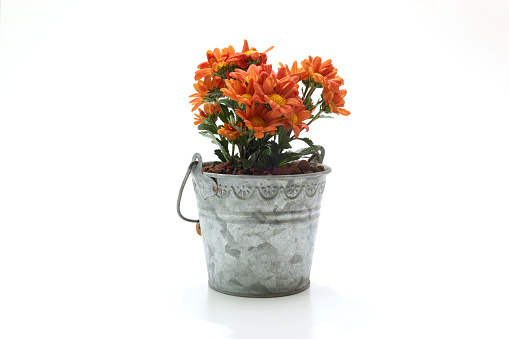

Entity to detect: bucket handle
[309,146,325,164]
[176,160,199,224]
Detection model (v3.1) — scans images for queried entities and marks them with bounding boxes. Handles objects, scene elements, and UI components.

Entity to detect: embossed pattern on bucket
[190,153,331,297]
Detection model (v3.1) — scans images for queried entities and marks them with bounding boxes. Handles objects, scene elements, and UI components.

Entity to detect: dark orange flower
[193,103,221,125]
[235,104,282,139]
[218,122,246,140]
[193,110,208,125]
[278,61,306,80]
[189,76,225,111]
[282,104,311,138]
[252,74,302,118]
[227,40,274,69]
[223,64,262,102]
[322,87,350,116]
[222,64,270,105]
[227,63,266,84]
[221,78,256,106]
[301,56,344,90]
[195,46,236,80]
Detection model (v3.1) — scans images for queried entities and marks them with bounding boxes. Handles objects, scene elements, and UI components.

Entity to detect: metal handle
[309,146,325,164]
[177,160,199,223]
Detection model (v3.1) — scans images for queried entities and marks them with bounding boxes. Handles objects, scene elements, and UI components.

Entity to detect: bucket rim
[200,161,332,179]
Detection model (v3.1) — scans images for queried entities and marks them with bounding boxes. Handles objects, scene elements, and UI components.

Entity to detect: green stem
[246,134,272,160]
[305,87,316,102]
[301,83,310,100]
[307,110,323,126]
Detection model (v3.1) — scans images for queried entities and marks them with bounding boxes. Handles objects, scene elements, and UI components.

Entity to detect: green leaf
[296,147,319,156]
[241,158,254,169]
[253,162,265,170]
[296,138,323,162]
[297,137,314,147]
[199,131,230,162]
[197,124,216,133]
[238,135,247,147]
[203,88,224,103]
[214,149,227,162]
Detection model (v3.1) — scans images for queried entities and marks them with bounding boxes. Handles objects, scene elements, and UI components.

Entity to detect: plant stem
[305,87,316,102]
[247,134,271,159]
[302,84,309,100]
[307,110,323,126]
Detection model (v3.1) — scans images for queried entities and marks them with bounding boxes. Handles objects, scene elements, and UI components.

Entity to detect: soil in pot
[202,159,326,176]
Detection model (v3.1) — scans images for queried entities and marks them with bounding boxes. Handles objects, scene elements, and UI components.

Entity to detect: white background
[1,0,508,338]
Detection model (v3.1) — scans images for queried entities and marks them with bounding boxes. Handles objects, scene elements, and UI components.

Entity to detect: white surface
[1,1,508,338]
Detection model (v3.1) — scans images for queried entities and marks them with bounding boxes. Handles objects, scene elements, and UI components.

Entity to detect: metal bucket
[178,153,331,297]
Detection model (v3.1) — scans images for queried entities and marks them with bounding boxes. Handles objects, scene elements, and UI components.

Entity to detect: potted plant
[177,40,350,297]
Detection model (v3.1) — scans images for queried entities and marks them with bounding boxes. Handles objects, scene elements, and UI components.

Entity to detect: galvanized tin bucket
[177,153,331,297]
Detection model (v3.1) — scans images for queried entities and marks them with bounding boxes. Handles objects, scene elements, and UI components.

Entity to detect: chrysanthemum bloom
[218,122,246,140]
[282,104,311,138]
[195,46,237,80]
[193,110,208,125]
[222,64,272,106]
[301,56,344,90]
[322,87,350,116]
[235,104,283,139]
[278,61,306,80]
[227,40,274,69]
[227,64,265,84]
[189,76,225,111]
[193,103,221,125]
[221,77,256,106]
[252,74,302,118]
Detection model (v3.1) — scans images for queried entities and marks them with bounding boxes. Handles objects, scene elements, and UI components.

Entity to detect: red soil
[202,160,326,176]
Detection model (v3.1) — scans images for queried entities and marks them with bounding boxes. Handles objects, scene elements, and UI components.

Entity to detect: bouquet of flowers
[190,40,349,174]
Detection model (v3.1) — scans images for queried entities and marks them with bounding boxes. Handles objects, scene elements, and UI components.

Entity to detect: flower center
[251,117,265,127]
[268,93,286,107]
[289,113,298,125]
[214,61,228,71]
[241,94,252,100]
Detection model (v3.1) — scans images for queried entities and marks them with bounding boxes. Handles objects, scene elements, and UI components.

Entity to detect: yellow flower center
[245,50,256,55]
[241,94,252,100]
[289,113,298,125]
[268,93,286,107]
[214,61,227,71]
[251,117,265,127]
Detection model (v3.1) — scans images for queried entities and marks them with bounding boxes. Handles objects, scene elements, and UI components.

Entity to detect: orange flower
[301,56,344,90]
[225,64,279,105]
[221,78,256,106]
[227,40,274,69]
[227,64,266,84]
[235,104,282,139]
[278,61,306,80]
[194,103,221,125]
[218,122,246,140]
[282,104,311,138]
[189,76,225,111]
[322,87,350,116]
[193,110,208,125]
[252,74,302,118]
[195,46,236,80]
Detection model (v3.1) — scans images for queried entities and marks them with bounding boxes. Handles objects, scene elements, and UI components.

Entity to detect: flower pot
[179,153,331,297]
